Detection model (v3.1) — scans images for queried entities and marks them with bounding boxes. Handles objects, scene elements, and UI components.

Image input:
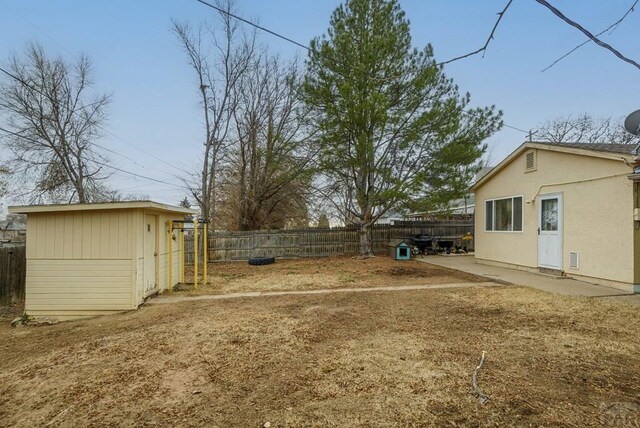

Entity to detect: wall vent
[569,252,579,269]
[525,150,536,172]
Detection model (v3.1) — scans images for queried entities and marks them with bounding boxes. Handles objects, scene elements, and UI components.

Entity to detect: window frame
[484,195,524,233]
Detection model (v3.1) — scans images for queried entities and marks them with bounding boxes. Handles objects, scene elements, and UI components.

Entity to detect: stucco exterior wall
[474,148,634,290]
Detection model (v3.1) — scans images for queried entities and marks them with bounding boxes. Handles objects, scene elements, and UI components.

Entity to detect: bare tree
[172,0,255,227]
[0,165,8,199]
[536,114,636,145]
[0,43,111,203]
[218,54,316,231]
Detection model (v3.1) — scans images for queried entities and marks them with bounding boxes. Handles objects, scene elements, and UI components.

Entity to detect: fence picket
[0,244,26,305]
[184,221,473,263]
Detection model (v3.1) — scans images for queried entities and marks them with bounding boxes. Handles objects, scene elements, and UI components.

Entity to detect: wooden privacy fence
[0,244,26,305]
[184,221,474,263]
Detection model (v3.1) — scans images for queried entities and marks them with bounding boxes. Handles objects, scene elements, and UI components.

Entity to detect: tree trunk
[359,222,374,257]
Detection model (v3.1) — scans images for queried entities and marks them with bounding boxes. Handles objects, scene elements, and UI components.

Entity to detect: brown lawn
[186,256,486,295]
[0,257,639,427]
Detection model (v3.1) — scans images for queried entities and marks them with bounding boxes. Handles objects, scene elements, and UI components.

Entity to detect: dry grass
[185,256,485,295]
[1,263,639,427]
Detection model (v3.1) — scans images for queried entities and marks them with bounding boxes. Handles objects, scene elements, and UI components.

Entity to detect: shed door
[144,214,158,293]
[537,194,563,270]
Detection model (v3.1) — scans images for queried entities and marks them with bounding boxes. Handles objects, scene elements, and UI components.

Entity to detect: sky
[0,0,639,211]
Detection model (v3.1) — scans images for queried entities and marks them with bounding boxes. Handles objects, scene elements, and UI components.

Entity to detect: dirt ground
[186,256,486,295]
[1,258,639,427]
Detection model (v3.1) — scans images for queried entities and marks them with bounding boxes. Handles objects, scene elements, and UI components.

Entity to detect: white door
[144,214,158,294]
[537,193,563,270]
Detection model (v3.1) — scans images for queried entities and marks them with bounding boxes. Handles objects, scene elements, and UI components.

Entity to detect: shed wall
[133,211,183,305]
[474,149,634,290]
[27,210,133,259]
[25,210,135,318]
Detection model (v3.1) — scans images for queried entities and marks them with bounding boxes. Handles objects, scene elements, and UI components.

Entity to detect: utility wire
[534,0,640,71]
[92,160,186,187]
[194,0,513,68]
[7,16,196,176]
[503,124,530,133]
[0,125,185,188]
[541,0,639,72]
[0,65,193,177]
[194,0,310,51]
[194,0,530,134]
[91,123,193,176]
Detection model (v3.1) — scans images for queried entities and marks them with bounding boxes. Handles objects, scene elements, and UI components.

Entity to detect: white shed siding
[25,259,133,311]
[26,210,133,260]
[10,201,195,320]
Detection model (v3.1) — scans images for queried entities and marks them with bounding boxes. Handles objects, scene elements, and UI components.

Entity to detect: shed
[8,201,197,320]
[388,239,412,260]
[471,142,640,293]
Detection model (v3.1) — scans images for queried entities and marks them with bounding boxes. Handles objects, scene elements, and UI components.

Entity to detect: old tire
[248,256,275,266]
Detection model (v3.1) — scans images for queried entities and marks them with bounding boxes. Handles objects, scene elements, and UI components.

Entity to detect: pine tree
[304,0,502,256]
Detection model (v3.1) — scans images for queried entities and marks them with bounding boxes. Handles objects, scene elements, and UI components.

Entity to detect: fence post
[178,221,474,262]
[168,220,173,294]
[194,219,199,290]
[0,245,26,306]
[180,227,185,284]
[203,222,208,285]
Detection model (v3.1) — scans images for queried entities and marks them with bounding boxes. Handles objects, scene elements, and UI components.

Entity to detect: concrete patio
[418,254,637,299]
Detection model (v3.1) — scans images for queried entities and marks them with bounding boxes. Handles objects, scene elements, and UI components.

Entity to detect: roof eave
[471,142,636,191]
[8,201,197,215]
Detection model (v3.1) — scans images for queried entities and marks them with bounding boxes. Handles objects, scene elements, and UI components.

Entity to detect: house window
[485,196,523,232]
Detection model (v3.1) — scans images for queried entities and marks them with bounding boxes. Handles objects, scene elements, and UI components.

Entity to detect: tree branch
[436,0,515,66]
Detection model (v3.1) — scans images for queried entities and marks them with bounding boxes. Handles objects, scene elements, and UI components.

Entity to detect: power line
[0,23,195,177]
[194,0,516,69]
[92,160,186,188]
[541,0,639,72]
[534,0,640,71]
[90,123,193,176]
[0,65,193,177]
[0,125,185,189]
[503,124,529,134]
[193,0,530,134]
[194,0,310,51]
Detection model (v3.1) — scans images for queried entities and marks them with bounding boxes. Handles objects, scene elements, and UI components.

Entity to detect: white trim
[484,194,524,233]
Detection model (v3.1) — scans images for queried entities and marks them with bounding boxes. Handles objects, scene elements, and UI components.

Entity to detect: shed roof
[471,141,638,191]
[8,200,197,215]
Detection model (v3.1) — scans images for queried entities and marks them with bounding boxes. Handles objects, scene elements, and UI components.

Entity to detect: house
[471,142,640,293]
[376,210,405,225]
[8,201,197,320]
[405,168,492,219]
